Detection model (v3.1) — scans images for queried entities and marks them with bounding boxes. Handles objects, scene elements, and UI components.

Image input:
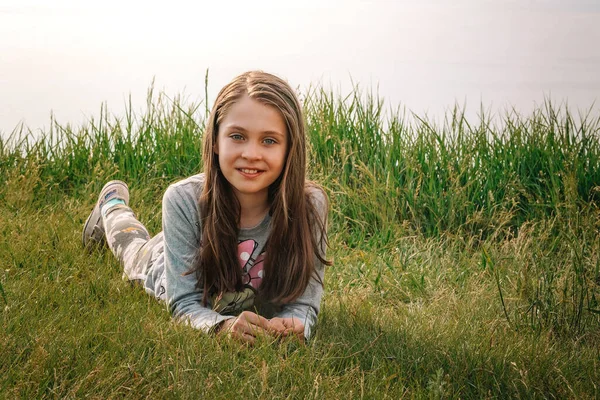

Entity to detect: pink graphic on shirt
[237,239,265,289]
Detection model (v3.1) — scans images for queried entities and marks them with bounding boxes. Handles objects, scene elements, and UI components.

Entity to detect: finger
[251,314,272,330]
[229,320,259,340]
[282,318,305,333]
[239,332,256,345]
[270,327,287,338]
[239,312,271,330]
[268,320,287,334]
[233,319,269,338]
[285,324,305,340]
[230,329,256,345]
[291,324,304,334]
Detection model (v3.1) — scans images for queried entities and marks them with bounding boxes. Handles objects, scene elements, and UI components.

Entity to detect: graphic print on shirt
[211,239,265,315]
[212,287,256,314]
[237,239,265,289]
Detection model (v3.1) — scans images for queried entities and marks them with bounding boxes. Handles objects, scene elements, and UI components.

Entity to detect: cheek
[277,154,288,173]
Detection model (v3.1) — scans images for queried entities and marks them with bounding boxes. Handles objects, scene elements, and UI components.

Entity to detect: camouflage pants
[103,204,164,283]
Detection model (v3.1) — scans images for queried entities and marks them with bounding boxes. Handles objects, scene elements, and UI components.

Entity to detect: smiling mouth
[238,168,263,174]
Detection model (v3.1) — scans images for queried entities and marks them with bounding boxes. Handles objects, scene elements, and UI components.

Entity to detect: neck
[236,190,270,228]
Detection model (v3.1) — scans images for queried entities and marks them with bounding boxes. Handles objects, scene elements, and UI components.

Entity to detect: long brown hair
[197,71,330,305]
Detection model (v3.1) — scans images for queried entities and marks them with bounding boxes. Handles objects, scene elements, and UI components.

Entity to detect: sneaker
[82,180,130,250]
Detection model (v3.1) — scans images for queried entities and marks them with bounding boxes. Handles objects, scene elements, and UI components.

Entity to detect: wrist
[214,318,233,335]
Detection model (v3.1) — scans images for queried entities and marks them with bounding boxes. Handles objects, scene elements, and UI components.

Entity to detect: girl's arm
[162,178,235,333]
[272,186,328,340]
[271,269,324,340]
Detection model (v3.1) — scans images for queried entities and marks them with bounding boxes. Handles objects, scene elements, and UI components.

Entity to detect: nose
[241,141,262,161]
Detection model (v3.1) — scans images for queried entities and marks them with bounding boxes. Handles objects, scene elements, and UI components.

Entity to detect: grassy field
[1,87,599,398]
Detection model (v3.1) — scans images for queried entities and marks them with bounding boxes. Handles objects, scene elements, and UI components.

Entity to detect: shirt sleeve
[162,183,234,333]
[273,187,328,340]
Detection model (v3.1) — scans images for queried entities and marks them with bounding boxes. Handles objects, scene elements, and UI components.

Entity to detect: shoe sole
[82,180,129,250]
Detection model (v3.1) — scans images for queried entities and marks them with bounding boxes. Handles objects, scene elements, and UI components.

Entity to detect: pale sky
[1,0,599,135]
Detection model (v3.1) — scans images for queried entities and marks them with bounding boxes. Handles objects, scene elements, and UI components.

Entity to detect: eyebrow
[223,124,285,138]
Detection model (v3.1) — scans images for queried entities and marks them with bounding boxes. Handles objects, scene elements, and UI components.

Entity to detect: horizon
[1,0,599,135]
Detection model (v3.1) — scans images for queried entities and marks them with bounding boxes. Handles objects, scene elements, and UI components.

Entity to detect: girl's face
[215,95,288,205]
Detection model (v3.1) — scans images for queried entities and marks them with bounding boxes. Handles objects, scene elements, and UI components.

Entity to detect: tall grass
[2,86,598,234]
[1,85,599,397]
[305,88,600,239]
[0,87,205,201]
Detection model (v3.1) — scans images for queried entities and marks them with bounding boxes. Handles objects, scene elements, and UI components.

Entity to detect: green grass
[1,86,599,398]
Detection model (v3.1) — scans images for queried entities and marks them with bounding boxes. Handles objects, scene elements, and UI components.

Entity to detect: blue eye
[230,133,244,141]
[263,138,277,145]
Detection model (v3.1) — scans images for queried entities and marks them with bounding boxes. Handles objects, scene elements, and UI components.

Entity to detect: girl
[82,71,330,344]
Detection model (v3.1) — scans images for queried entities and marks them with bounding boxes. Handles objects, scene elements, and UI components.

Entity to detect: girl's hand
[268,317,304,340]
[216,311,271,345]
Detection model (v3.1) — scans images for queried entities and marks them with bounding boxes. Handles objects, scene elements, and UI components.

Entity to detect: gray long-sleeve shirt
[152,173,327,339]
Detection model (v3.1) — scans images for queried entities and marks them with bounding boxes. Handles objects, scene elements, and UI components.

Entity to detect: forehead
[219,95,287,136]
